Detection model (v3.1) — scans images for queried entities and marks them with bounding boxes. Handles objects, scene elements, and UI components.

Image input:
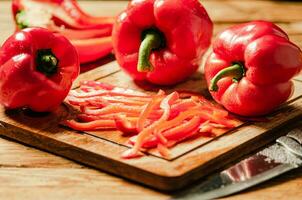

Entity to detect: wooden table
[1,1,302,199]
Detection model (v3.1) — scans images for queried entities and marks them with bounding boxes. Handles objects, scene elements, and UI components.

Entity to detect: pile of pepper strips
[0,0,302,159]
[65,81,240,158]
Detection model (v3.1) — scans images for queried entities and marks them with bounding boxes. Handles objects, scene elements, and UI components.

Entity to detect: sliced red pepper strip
[130,92,179,155]
[71,36,113,64]
[77,114,105,122]
[137,90,165,131]
[121,148,144,159]
[168,98,198,119]
[161,116,201,141]
[83,104,143,116]
[130,117,201,149]
[80,81,115,90]
[155,132,168,145]
[114,115,138,136]
[199,122,228,137]
[51,15,113,30]
[128,135,157,149]
[64,119,116,131]
[67,95,147,107]
[154,106,238,135]
[69,87,150,99]
[57,0,115,26]
[154,107,205,134]
[77,113,139,122]
[49,23,112,39]
[157,143,171,158]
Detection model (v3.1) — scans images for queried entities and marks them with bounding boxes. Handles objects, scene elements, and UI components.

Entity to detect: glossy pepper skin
[0,28,79,112]
[112,0,213,85]
[205,21,302,116]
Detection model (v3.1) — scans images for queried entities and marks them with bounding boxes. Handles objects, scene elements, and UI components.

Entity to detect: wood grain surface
[1,0,302,199]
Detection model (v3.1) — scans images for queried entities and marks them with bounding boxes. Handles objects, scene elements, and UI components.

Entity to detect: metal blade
[174,142,302,200]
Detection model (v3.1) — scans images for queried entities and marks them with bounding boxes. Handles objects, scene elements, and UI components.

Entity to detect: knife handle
[277,128,302,158]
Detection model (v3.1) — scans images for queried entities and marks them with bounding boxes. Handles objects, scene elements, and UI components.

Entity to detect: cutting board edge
[1,105,301,191]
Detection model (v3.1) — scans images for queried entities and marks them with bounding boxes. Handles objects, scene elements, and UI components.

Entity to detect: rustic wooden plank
[1,136,302,200]
[0,167,302,200]
[0,137,82,168]
[0,168,166,200]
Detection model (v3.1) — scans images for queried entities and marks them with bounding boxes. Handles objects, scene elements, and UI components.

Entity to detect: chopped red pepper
[81,81,115,90]
[137,90,165,131]
[64,81,241,159]
[64,119,116,131]
[161,116,201,142]
[114,115,138,136]
[131,92,179,155]
[157,143,171,158]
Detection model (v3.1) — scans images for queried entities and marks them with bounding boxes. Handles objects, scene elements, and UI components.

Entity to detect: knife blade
[174,128,302,200]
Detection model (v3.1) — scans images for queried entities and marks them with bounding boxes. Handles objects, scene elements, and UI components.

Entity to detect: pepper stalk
[210,63,245,92]
[137,29,165,72]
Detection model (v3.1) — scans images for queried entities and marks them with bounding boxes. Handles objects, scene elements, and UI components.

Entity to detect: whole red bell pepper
[112,0,213,85]
[205,21,302,116]
[0,28,79,112]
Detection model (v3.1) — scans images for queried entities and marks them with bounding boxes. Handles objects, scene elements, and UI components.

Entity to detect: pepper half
[205,21,302,116]
[0,28,79,112]
[12,0,114,64]
[112,0,213,85]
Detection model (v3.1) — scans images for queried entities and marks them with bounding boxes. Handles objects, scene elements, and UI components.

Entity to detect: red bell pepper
[112,0,213,85]
[205,21,302,116]
[0,27,79,112]
[12,0,114,64]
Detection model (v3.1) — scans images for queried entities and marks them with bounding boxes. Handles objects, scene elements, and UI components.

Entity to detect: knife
[174,128,302,200]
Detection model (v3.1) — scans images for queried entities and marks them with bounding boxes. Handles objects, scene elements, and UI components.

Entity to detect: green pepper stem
[137,30,163,72]
[209,63,245,92]
[36,49,59,77]
[16,10,29,29]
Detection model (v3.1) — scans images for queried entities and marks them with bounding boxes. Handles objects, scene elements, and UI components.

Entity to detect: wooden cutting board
[0,61,302,191]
